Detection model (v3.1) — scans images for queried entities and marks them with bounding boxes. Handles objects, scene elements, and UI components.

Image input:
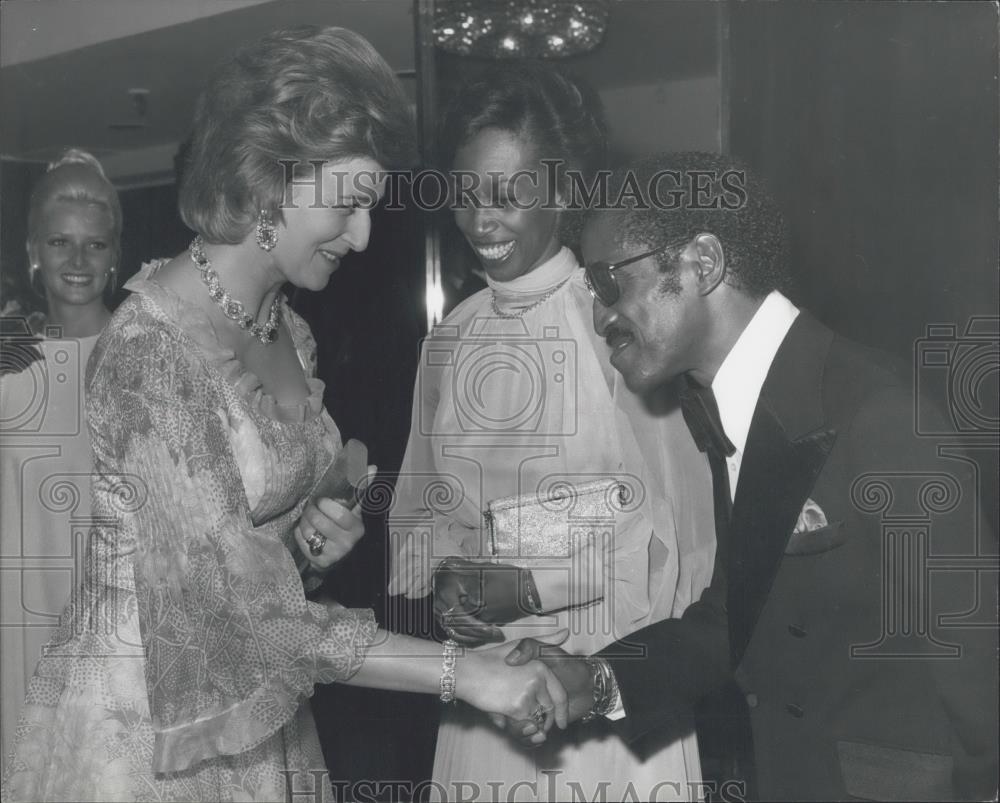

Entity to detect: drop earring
[255,209,278,252]
[28,264,42,294]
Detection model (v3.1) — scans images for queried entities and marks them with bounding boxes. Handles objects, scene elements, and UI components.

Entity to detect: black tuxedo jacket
[602,313,998,801]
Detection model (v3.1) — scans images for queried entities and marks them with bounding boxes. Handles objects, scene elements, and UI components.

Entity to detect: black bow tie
[680,381,736,461]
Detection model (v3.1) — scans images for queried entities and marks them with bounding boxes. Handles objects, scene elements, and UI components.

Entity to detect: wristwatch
[581,657,620,722]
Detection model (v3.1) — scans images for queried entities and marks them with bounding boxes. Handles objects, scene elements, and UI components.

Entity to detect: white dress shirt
[605,290,799,720]
[711,291,800,501]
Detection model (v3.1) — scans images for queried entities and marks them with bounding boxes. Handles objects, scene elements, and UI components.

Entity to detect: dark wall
[116,183,193,286]
[729,0,999,529]
[1,160,46,311]
[729,0,998,357]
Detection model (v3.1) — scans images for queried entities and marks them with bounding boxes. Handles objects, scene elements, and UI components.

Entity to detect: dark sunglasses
[583,236,691,307]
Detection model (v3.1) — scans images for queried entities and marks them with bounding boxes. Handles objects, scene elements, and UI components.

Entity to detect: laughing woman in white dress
[389,65,717,803]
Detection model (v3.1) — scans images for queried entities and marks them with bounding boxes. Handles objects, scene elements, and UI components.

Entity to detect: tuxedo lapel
[727,313,838,664]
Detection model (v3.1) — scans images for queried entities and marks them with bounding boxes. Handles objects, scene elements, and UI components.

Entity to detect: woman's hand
[295,464,376,571]
[433,557,505,646]
[294,497,364,571]
[455,630,570,744]
[433,557,541,646]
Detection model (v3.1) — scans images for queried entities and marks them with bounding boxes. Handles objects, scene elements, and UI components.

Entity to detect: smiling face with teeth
[451,128,563,283]
[30,198,116,311]
[584,210,709,395]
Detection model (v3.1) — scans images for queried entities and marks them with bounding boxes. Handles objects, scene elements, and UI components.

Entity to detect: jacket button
[745,693,759,708]
[785,703,805,718]
[788,624,807,638]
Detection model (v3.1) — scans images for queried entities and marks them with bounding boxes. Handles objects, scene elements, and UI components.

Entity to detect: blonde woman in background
[0,149,120,760]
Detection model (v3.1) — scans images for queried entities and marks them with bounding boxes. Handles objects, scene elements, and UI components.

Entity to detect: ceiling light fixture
[433,1,610,59]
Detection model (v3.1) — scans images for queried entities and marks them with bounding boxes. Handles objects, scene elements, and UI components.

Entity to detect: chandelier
[433,1,610,59]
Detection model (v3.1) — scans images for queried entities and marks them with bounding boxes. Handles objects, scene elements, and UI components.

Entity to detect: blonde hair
[27,148,123,264]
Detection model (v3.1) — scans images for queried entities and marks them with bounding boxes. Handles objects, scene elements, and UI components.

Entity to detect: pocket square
[786,498,846,555]
[794,497,828,533]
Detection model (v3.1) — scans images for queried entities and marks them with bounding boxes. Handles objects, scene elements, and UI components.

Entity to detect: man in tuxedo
[505,152,998,801]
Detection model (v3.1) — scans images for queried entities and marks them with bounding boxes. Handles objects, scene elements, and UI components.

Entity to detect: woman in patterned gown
[1,27,568,803]
[388,65,717,802]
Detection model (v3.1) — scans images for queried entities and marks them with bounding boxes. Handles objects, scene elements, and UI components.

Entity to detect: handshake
[480,633,621,746]
[433,557,620,746]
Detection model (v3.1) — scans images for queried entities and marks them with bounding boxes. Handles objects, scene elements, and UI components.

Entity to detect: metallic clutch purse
[485,478,626,563]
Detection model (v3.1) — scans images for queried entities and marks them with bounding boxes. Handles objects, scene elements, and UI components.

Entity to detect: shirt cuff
[603,663,625,720]
[605,695,626,720]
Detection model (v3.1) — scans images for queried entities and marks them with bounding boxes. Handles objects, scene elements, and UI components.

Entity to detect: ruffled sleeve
[86,305,376,774]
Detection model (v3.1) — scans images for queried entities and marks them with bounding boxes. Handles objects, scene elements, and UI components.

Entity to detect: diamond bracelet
[440,638,459,703]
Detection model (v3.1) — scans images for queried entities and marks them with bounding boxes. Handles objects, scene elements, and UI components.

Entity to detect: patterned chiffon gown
[1,263,376,802]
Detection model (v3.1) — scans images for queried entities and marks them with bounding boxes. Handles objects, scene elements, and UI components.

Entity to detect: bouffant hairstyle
[440,62,607,245]
[601,151,791,297]
[27,148,123,266]
[179,26,415,243]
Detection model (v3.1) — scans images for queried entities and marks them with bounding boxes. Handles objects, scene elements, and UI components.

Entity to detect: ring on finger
[306,531,327,556]
[530,705,546,726]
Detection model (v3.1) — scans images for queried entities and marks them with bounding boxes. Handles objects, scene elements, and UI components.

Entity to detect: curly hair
[179,26,415,243]
[598,152,791,298]
[440,62,607,245]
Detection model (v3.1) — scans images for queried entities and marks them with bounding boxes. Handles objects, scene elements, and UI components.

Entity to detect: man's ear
[692,233,725,296]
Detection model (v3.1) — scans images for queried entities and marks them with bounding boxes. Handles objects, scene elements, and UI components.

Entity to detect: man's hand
[499,637,596,744]
[433,557,536,645]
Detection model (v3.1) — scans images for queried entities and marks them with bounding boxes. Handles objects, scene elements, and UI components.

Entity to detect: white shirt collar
[711,290,800,455]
